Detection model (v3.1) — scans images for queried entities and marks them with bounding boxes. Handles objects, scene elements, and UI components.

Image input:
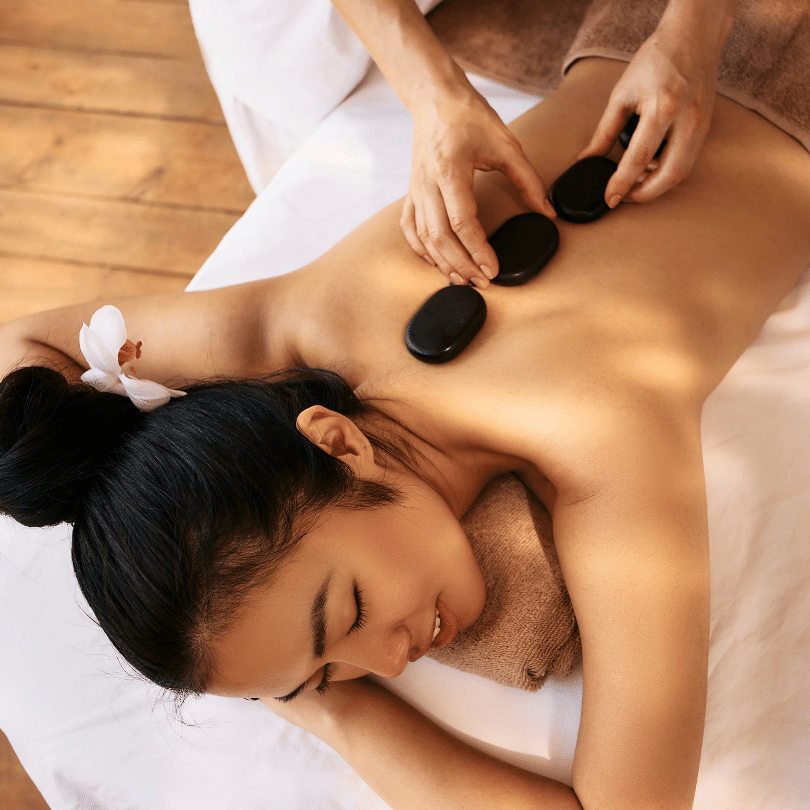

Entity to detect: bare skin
[332,0,738,283]
[3,58,810,809]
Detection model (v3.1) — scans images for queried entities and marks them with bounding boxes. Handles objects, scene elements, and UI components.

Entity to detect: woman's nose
[339,623,411,679]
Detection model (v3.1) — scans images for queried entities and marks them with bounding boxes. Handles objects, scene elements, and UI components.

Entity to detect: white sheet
[1,11,809,810]
[188,0,441,193]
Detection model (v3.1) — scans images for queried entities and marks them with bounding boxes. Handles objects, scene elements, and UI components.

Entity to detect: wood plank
[0,105,254,211]
[0,255,188,325]
[125,0,190,5]
[0,0,201,59]
[0,188,239,276]
[0,45,223,121]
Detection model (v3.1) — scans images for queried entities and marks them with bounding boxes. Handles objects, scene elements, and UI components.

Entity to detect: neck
[356,408,519,520]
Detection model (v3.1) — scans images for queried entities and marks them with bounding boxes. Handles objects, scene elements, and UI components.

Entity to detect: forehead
[207,543,327,697]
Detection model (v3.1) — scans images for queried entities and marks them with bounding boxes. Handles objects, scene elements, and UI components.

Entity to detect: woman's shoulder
[388,311,704,504]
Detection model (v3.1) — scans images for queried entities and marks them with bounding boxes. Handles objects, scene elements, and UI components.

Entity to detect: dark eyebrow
[274,571,331,703]
[310,572,331,660]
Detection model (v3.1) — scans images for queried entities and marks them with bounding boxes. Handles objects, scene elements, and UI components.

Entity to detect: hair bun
[0,365,140,528]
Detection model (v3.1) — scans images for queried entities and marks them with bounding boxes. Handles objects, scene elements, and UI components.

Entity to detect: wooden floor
[0,0,253,806]
[0,0,254,324]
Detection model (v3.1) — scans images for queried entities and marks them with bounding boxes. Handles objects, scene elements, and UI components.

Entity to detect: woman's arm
[533,384,710,810]
[330,0,554,285]
[262,396,709,810]
[263,678,583,810]
[0,282,278,386]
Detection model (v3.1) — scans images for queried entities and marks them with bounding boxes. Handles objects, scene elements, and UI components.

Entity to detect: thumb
[578,101,632,160]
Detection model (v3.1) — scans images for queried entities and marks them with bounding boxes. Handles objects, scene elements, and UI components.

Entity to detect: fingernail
[480,265,493,280]
[470,277,482,289]
[608,195,622,209]
[450,272,464,285]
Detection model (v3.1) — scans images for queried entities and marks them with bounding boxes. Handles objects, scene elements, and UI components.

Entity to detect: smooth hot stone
[548,155,619,223]
[405,284,487,364]
[619,113,667,160]
[489,212,560,287]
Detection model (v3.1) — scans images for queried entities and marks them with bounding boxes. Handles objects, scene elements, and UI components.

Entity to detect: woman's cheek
[331,663,370,682]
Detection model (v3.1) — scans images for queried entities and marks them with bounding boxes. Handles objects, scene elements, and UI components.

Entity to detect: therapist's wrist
[398,50,474,116]
[659,0,737,56]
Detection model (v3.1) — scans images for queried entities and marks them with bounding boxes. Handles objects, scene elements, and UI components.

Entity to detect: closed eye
[275,664,332,704]
[350,585,367,634]
[273,584,365,704]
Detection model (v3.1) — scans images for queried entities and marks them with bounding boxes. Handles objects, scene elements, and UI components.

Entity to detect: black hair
[0,365,410,699]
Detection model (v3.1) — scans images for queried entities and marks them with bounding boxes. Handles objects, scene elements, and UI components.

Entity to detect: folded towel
[429,0,810,152]
[426,474,581,691]
[428,0,591,96]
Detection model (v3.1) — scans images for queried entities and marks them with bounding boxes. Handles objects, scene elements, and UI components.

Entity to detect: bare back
[301,59,810,484]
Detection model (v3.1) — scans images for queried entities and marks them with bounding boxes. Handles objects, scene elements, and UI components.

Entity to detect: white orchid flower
[79,305,186,413]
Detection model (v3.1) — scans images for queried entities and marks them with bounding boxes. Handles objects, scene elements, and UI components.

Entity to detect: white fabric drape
[188,0,441,191]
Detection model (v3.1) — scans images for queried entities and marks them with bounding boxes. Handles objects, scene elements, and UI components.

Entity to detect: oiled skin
[4,58,810,809]
[307,61,810,432]
[295,59,810,505]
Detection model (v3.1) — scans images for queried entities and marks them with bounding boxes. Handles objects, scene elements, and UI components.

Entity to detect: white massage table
[1,2,808,807]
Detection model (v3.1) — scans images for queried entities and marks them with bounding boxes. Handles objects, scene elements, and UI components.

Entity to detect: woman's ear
[296,405,377,474]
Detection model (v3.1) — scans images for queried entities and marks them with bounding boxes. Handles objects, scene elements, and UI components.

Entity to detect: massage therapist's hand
[403,83,556,286]
[578,0,736,207]
[329,0,555,287]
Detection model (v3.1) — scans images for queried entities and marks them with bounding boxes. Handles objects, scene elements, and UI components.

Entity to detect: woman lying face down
[2,56,810,809]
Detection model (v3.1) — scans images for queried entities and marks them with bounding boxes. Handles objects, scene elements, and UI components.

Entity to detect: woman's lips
[430,599,459,650]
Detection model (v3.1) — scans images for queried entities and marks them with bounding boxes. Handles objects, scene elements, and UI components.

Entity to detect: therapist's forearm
[330,0,472,113]
[661,0,737,53]
[314,678,583,810]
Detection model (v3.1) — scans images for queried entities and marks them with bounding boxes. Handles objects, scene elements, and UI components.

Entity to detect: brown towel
[429,0,592,97]
[426,474,581,692]
[429,0,810,152]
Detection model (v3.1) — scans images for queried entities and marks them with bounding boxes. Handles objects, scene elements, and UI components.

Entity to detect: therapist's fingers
[577,96,634,167]
[602,108,673,207]
[400,196,435,267]
[415,183,490,288]
[623,108,708,203]
[423,141,554,284]
[437,167,498,282]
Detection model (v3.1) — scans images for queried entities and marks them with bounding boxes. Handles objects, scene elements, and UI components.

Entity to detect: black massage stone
[619,113,667,160]
[548,155,618,223]
[405,285,487,364]
[489,212,560,287]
